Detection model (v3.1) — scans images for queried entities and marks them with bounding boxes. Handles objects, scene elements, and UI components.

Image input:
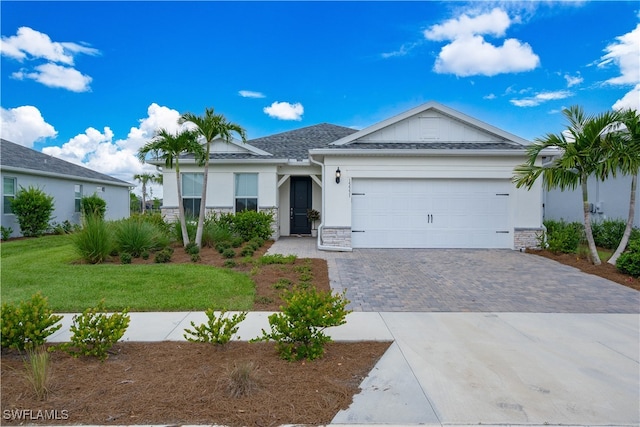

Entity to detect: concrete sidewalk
[49,311,640,426]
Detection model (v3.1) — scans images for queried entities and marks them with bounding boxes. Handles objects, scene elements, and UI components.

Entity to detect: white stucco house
[1,139,132,238]
[157,102,547,250]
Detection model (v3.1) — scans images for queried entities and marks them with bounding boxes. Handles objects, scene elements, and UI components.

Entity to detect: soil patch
[528,249,640,291]
[1,341,390,426]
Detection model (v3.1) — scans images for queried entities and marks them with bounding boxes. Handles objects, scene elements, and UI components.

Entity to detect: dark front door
[290,177,312,234]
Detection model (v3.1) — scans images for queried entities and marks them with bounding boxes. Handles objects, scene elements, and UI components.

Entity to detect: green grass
[1,235,255,312]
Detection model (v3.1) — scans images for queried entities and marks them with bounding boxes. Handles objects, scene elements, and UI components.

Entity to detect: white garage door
[351,178,512,248]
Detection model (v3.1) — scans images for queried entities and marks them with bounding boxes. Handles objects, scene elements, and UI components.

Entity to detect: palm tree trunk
[195,144,210,248]
[175,164,190,247]
[608,174,637,265]
[141,182,147,214]
[582,176,601,265]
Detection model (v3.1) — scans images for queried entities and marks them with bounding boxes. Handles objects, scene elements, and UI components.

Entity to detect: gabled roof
[330,101,531,148]
[1,139,131,187]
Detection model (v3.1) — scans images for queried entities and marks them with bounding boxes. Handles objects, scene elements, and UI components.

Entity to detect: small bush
[184,310,247,345]
[273,278,293,290]
[185,242,200,255]
[1,226,13,241]
[222,248,236,259]
[231,237,244,248]
[616,239,640,277]
[592,219,627,250]
[223,260,237,268]
[114,217,167,257]
[10,186,55,237]
[202,221,233,248]
[120,252,132,264]
[249,237,265,247]
[259,254,297,265]
[141,250,150,260]
[24,346,51,400]
[216,241,232,254]
[232,210,274,241]
[224,362,260,398]
[1,293,63,351]
[190,253,201,262]
[154,248,173,263]
[62,301,130,361]
[240,247,254,257]
[253,287,350,361]
[81,193,107,220]
[542,220,584,254]
[173,218,197,244]
[73,215,113,264]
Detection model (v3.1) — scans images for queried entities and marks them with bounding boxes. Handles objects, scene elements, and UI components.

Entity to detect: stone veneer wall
[321,227,351,249]
[514,228,543,250]
[259,207,279,240]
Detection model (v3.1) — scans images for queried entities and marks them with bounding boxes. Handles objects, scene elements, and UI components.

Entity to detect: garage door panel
[352,178,511,248]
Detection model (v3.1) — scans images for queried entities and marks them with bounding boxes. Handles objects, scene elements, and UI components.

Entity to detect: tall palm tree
[179,107,246,248]
[607,109,640,265]
[514,106,622,265]
[137,128,204,247]
[133,172,161,214]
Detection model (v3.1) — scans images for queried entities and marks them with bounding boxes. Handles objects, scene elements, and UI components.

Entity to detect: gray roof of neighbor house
[0,139,131,186]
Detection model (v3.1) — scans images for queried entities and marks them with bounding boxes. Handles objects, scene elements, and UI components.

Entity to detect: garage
[351,178,512,248]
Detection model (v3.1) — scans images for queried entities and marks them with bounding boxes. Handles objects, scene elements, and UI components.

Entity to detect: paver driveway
[268,238,640,313]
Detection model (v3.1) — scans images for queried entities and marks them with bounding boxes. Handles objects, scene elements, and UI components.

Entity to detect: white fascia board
[1,166,132,188]
[309,148,529,157]
[148,158,290,166]
[330,101,531,147]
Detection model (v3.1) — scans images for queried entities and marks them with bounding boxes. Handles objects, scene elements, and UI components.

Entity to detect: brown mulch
[527,249,640,291]
[1,341,390,426]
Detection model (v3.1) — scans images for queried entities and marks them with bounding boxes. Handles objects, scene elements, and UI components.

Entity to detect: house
[158,101,548,250]
[1,139,131,238]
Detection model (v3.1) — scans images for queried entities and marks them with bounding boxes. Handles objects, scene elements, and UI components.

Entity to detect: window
[74,185,83,213]
[182,173,203,217]
[3,177,16,214]
[235,173,258,212]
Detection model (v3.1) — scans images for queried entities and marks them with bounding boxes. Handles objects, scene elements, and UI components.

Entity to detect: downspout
[309,154,352,252]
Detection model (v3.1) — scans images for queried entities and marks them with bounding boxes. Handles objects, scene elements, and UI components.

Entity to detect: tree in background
[137,129,204,247]
[134,172,162,214]
[10,186,55,237]
[179,107,246,248]
[514,105,623,265]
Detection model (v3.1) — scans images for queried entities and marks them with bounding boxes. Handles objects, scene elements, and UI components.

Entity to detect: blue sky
[1,1,639,197]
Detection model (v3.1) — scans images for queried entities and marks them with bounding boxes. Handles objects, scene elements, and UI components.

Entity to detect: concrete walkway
[45,238,640,426]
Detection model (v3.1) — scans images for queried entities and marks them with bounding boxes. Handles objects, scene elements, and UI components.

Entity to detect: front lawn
[0,235,255,311]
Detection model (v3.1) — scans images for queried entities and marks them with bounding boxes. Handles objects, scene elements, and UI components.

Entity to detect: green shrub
[231,236,244,248]
[1,226,13,241]
[592,219,627,250]
[542,220,584,254]
[190,253,201,262]
[253,287,350,361]
[81,193,107,220]
[114,217,166,257]
[61,301,130,361]
[10,186,55,237]
[616,238,640,277]
[249,237,265,247]
[173,218,197,244]
[258,254,297,265]
[216,241,232,254]
[240,247,254,257]
[154,247,173,263]
[183,310,247,345]
[222,248,236,259]
[73,215,113,264]
[223,260,237,268]
[273,278,293,290]
[232,210,274,241]
[24,346,51,400]
[141,250,150,260]
[202,220,234,248]
[185,242,200,255]
[120,252,132,264]
[1,293,62,351]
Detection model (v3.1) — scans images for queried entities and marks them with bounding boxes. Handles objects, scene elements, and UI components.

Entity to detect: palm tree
[179,107,246,248]
[137,128,204,247]
[514,106,622,265]
[133,172,161,214]
[607,109,640,265]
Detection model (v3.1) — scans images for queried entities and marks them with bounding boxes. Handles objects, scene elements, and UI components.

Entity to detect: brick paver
[268,237,640,313]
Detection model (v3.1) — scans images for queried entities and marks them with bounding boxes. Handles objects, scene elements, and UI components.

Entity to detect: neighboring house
[544,174,640,226]
[158,101,548,250]
[1,139,131,237]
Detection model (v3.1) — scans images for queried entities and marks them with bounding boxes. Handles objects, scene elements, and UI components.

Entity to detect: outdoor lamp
[335,167,341,184]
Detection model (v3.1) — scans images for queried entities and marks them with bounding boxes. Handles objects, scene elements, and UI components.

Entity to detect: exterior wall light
[335,167,341,184]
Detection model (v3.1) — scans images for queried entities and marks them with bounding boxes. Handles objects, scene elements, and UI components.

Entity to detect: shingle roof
[0,139,131,186]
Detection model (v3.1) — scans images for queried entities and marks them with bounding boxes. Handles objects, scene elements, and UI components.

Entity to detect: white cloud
[381,42,420,59]
[425,8,539,77]
[239,90,266,98]
[41,103,182,197]
[263,101,304,121]
[483,93,497,100]
[1,26,98,92]
[612,83,640,112]
[564,73,583,87]
[510,90,573,107]
[0,105,57,147]
[12,63,92,92]
[599,23,640,86]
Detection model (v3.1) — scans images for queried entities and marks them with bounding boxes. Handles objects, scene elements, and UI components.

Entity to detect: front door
[290,177,312,234]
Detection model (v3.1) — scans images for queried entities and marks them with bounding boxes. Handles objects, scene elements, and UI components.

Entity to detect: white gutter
[309,148,531,157]
[308,153,353,252]
[0,165,132,187]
